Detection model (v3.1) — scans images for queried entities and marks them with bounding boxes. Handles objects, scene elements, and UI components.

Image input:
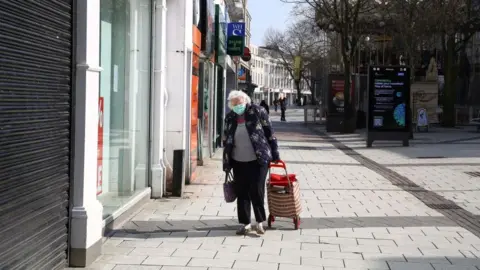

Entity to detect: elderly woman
[223,90,280,235]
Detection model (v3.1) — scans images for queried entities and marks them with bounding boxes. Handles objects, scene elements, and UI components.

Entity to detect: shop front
[97,0,152,220]
[0,1,74,268]
[198,0,216,162]
[190,0,201,182]
[0,0,171,267]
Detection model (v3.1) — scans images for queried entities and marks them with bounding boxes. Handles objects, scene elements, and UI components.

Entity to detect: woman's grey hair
[227,90,251,109]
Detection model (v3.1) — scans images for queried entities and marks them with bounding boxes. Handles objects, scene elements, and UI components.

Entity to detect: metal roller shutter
[0,0,73,269]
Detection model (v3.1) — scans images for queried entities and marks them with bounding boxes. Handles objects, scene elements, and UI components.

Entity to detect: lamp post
[365,36,371,67]
[374,0,388,65]
[379,21,386,65]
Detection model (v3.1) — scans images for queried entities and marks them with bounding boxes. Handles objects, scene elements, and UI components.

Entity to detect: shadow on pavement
[107,216,457,237]
[281,160,363,166]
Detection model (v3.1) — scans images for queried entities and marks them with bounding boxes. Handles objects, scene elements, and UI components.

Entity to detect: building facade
[224,0,253,96]
[250,45,311,105]
[0,0,241,268]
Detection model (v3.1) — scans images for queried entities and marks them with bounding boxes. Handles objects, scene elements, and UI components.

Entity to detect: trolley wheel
[267,214,275,228]
[293,216,300,230]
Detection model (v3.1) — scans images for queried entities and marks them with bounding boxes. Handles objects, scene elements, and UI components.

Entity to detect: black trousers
[232,160,268,225]
[281,109,286,121]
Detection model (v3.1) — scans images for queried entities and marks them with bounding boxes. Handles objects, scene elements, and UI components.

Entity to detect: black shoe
[236,225,252,235]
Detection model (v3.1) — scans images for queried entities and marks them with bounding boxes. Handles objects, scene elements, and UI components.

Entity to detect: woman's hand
[272,152,280,163]
[223,164,231,172]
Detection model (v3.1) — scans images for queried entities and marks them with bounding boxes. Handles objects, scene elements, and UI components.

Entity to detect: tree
[280,0,377,132]
[426,0,480,126]
[385,0,432,82]
[263,18,328,105]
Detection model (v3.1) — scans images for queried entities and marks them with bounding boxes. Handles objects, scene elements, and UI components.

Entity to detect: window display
[98,0,152,219]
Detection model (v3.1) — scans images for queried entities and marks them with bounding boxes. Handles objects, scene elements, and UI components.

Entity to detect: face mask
[232,104,246,115]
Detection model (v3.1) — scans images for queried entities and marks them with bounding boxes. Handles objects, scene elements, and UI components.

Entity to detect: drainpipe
[151,0,168,198]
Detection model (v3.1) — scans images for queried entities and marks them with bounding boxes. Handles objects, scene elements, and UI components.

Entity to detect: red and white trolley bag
[266,160,302,229]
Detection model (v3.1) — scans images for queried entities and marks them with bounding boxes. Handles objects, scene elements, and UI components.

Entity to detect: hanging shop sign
[215,4,227,67]
[241,47,251,62]
[226,22,245,56]
[294,56,302,81]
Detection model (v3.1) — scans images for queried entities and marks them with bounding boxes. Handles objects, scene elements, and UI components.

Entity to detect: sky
[248,0,293,46]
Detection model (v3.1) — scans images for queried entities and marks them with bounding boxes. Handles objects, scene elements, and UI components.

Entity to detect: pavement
[76,109,480,270]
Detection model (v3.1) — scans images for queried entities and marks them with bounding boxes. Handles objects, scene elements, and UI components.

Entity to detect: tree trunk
[442,36,456,127]
[295,80,301,106]
[336,36,344,72]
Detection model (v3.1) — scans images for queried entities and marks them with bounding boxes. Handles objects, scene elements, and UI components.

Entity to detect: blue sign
[238,67,245,76]
[227,22,245,37]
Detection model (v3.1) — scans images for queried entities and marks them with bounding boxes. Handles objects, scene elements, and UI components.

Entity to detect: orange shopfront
[189,25,202,183]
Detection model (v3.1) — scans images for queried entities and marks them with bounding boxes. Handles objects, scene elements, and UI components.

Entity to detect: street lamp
[365,36,372,68]
[374,0,389,65]
[379,21,386,65]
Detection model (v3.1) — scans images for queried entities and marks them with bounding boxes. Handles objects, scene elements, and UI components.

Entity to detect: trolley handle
[268,160,292,187]
[268,160,286,169]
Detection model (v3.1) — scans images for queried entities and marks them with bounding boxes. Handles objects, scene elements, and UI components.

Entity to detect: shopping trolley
[266,160,302,229]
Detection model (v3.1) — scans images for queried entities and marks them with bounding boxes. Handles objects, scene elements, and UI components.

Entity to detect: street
[81,109,480,270]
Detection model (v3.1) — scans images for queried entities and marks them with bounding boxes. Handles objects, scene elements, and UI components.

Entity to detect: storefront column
[165,0,193,173]
[151,0,168,198]
[69,0,104,267]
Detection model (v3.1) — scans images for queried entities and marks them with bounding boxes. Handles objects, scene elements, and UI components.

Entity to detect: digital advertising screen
[368,66,411,132]
[328,74,354,115]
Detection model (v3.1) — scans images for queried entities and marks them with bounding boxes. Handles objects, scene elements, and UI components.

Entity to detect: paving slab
[80,109,480,270]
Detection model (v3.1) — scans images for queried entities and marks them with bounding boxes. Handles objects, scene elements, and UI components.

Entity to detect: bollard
[172,149,185,197]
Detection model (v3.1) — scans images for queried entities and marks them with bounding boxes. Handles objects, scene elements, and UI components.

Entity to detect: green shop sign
[227,36,244,56]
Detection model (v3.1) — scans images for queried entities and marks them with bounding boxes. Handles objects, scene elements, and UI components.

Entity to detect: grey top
[232,116,257,162]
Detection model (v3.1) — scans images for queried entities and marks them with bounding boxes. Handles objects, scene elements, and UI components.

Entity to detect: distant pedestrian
[273,99,278,112]
[260,100,269,115]
[279,96,287,121]
[223,90,280,235]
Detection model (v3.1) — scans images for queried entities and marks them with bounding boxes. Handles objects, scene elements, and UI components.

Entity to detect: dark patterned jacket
[222,103,280,171]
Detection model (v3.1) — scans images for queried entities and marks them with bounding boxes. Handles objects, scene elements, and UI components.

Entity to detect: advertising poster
[238,66,246,83]
[411,82,439,124]
[368,66,410,132]
[97,97,104,195]
[328,74,354,114]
